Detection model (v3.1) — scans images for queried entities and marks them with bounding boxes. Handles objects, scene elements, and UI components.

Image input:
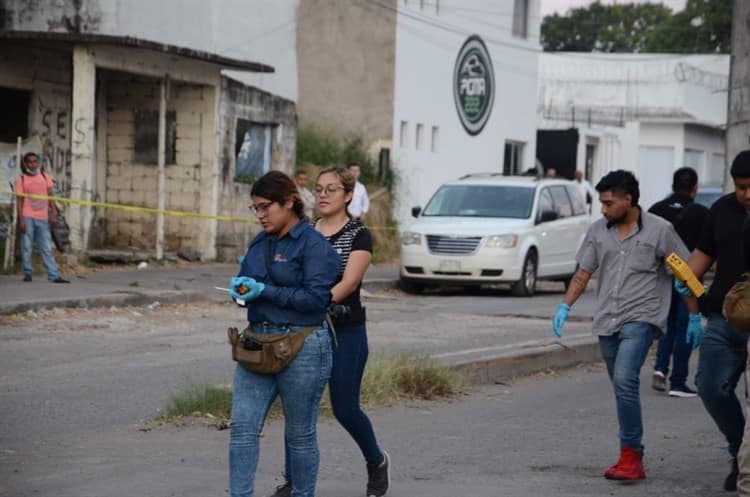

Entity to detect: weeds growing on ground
[159,354,466,425]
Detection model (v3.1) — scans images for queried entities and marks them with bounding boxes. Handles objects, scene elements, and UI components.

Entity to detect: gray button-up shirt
[576,211,689,336]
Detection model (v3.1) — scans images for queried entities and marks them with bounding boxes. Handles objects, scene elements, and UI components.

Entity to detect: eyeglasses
[249,201,274,216]
[314,185,346,196]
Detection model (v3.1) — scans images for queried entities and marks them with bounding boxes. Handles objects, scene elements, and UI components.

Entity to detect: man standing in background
[575,169,594,211]
[294,170,315,221]
[649,167,709,398]
[14,152,69,283]
[347,163,369,222]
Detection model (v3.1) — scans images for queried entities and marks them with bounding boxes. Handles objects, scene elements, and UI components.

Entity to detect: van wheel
[399,278,424,294]
[511,250,538,297]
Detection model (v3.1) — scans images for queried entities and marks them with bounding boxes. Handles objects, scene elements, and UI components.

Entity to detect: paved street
[0,350,731,497]
[0,287,732,497]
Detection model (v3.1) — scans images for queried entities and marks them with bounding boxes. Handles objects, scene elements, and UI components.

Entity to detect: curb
[0,290,207,315]
[447,335,601,385]
[361,278,398,293]
[0,280,400,315]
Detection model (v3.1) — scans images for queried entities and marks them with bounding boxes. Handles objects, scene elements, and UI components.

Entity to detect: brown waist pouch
[725,274,750,332]
[227,324,317,374]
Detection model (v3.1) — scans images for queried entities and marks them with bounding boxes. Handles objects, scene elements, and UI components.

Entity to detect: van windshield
[422,184,535,218]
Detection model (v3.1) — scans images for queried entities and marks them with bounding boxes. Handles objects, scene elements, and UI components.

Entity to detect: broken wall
[216,76,296,261]
[103,70,215,252]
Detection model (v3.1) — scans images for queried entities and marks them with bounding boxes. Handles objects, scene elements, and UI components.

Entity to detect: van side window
[537,188,555,221]
[550,186,573,218]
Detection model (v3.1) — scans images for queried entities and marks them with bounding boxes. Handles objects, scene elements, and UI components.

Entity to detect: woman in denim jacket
[229,171,340,497]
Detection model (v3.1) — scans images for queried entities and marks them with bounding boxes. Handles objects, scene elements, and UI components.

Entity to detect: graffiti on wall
[36,96,72,196]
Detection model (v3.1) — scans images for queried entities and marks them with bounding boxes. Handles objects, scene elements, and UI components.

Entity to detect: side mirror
[411,206,422,218]
[537,209,559,224]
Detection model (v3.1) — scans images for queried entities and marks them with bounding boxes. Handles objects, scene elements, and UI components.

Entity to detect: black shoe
[23,274,32,282]
[725,458,738,491]
[266,481,291,497]
[668,385,698,398]
[51,277,70,283]
[367,450,390,497]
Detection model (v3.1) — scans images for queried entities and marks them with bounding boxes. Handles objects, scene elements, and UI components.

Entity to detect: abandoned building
[0,31,296,261]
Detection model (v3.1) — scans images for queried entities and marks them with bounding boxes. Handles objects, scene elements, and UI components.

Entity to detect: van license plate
[439,260,460,272]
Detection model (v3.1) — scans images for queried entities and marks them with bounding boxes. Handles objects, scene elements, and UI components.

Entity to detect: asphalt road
[1,359,733,497]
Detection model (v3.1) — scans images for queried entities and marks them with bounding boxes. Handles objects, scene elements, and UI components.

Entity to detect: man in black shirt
[737,212,750,495]
[681,150,750,491]
[649,167,710,397]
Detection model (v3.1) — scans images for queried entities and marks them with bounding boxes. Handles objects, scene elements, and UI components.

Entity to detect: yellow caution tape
[13,192,258,223]
[12,192,400,230]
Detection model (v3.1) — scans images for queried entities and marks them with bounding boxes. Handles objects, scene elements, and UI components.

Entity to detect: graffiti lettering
[36,96,72,196]
[57,112,67,140]
[73,118,87,145]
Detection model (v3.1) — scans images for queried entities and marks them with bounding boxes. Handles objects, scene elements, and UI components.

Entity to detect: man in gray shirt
[552,170,701,482]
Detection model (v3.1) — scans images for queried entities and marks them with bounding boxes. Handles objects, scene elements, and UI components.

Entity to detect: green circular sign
[453,35,495,136]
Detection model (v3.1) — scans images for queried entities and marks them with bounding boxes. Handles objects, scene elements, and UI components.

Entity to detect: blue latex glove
[686,313,703,350]
[552,303,571,338]
[674,278,692,297]
[230,276,265,302]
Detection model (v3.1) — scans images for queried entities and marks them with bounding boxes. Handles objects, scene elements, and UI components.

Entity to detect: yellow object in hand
[667,252,705,298]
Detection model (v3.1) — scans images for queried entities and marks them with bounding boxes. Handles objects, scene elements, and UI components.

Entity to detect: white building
[538,52,730,209]
[391,0,541,227]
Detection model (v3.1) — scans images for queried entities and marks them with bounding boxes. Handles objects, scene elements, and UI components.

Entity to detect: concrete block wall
[103,71,212,251]
[215,76,297,261]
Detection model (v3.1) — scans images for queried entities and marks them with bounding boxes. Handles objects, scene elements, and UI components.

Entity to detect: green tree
[644,0,732,53]
[541,1,672,52]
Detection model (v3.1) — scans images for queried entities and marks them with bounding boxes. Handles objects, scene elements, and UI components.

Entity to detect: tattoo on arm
[564,269,591,305]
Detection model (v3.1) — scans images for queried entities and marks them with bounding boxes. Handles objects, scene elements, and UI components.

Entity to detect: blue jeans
[21,217,58,280]
[284,323,383,481]
[229,324,332,497]
[696,314,747,458]
[654,290,692,388]
[599,321,656,451]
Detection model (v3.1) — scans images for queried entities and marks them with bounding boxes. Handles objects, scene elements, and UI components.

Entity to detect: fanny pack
[228,324,317,374]
[725,273,750,332]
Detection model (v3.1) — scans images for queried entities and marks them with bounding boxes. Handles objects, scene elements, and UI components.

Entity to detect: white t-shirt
[297,185,315,219]
[348,181,370,219]
[577,179,594,204]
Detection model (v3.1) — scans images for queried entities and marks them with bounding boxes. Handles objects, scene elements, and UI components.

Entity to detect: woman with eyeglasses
[271,167,390,497]
[228,171,341,497]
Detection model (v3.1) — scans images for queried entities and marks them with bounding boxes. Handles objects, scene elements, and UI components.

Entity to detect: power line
[365,0,542,54]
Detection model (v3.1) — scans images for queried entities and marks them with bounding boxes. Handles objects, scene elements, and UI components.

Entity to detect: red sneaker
[604,446,646,480]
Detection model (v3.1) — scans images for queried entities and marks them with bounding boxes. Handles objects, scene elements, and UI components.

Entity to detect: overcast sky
[541,0,687,16]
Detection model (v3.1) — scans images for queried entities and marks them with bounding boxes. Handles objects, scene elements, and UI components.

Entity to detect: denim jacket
[238,219,341,326]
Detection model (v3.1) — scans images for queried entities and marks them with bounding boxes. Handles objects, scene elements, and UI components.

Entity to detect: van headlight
[485,234,518,248]
[401,231,422,245]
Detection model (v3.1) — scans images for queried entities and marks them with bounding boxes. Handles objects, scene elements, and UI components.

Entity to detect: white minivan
[399,174,591,296]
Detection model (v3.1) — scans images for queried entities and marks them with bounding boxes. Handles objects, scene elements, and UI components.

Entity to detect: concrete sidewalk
[0,262,401,315]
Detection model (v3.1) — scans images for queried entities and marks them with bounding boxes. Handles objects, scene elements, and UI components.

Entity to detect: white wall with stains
[0,0,299,100]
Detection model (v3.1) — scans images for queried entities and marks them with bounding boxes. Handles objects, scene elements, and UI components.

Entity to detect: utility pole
[725,0,750,192]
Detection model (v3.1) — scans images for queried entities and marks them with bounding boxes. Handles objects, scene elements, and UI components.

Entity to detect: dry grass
[159,353,466,425]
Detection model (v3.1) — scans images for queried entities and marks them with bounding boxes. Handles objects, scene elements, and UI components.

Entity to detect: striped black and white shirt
[321,219,372,319]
